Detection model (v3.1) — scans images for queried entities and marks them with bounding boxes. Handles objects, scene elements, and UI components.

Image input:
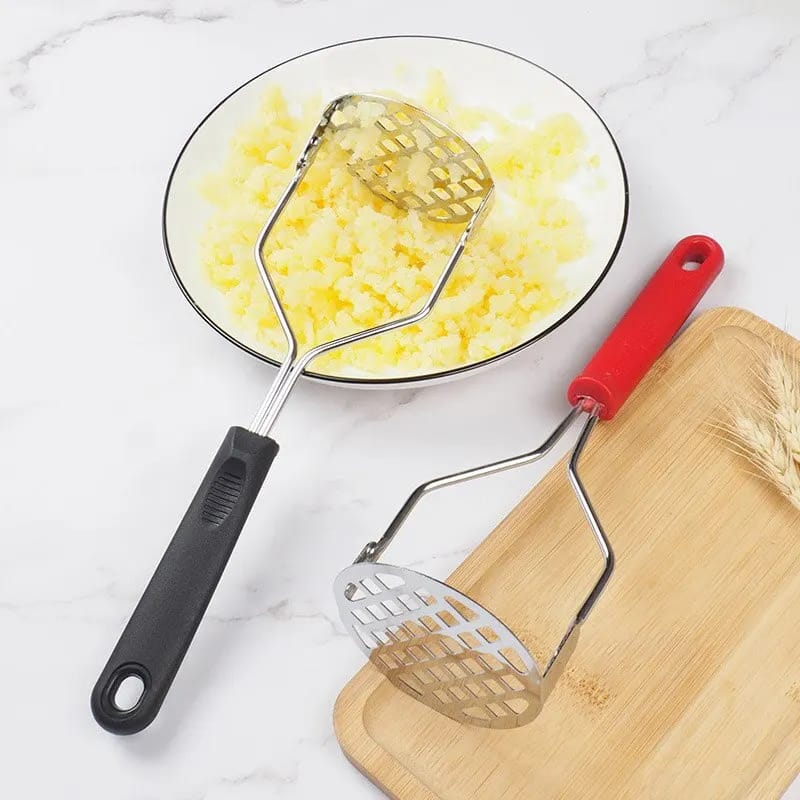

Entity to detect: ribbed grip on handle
[91,427,278,734]
[567,235,724,420]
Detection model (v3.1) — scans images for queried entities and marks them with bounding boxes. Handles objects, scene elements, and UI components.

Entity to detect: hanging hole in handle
[114,675,145,711]
[107,666,148,713]
[113,674,145,712]
[680,239,717,271]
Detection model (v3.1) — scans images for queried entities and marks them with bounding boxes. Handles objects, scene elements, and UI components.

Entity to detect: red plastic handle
[566,235,724,420]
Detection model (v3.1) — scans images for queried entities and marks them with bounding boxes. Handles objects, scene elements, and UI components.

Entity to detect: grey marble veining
[2,1,800,797]
[3,6,229,112]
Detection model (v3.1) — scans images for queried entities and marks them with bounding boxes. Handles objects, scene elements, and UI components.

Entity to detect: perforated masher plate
[327,94,493,225]
[335,563,543,728]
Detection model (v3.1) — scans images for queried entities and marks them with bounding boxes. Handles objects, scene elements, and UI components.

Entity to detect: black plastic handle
[91,426,279,734]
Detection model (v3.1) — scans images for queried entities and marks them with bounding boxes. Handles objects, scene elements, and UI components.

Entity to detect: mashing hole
[486,702,506,718]
[440,636,463,656]
[357,629,378,648]
[448,203,467,217]
[504,697,530,715]
[464,704,490,720]
[353,608,372,624]
[396,622,419,641]
[483,678,504,695]
[415,669,434,685]
[477,625,500,643]
[398,674,424,695]
[382,598,403,616]
[446,662,465,679]
[501,674,525,692]
[419,615,441,633]
[445,596,477,622]
[425,122,445,138]
[449,685,468,701]
[366,603,388,621]
[415,589,435,606]
[499,647,527,674]
[433,689,450,704]
[480,654,504,673]
[398,593,419,611]
[361,577,382,596]
[376,571,404,590]
[373,630,391,646]
[378,653,399,670]
[112,674,144,712]
[408,645,428,663]
[461,657,480,675]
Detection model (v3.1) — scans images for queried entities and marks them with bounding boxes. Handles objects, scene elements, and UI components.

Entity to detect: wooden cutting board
[334,308,800,800]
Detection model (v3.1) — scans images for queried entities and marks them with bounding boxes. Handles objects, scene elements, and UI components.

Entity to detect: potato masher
[92,94,494,734]
[336,235,725,729]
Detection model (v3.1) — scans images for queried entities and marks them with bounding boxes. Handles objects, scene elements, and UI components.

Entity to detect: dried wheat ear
[721,349,800,512]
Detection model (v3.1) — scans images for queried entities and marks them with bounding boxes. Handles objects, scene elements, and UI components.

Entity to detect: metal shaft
[569,405,614,623]
[543,404,612,678]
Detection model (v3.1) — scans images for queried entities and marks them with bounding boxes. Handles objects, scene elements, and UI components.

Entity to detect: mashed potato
[200,73,591,376]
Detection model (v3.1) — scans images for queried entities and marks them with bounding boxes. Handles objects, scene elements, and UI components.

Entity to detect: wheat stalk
[723,348,800,512]
[765,353,800,462]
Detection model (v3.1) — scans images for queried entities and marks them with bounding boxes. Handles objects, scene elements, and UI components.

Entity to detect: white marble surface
[2,1,800,797]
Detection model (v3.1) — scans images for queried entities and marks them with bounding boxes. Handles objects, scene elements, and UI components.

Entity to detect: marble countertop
[3,0,800,797]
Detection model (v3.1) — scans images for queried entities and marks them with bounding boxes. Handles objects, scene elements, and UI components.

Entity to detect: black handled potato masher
[336,235,724,729]
[92,95,494,734]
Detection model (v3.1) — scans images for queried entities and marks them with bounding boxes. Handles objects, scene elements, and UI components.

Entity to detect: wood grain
[333,308,800,800]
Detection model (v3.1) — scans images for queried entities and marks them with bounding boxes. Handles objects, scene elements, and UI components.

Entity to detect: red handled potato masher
[336,235,725,729]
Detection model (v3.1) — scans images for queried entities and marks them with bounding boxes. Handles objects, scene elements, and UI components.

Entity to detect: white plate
[163,35,628,387]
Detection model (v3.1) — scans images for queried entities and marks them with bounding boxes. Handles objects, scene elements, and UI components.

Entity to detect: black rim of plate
[162,34,630,387]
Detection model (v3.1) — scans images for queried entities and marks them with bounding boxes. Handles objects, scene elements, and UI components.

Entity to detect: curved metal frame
[350,403,614,681]
[247,93,494,437]
[242,95,494,436]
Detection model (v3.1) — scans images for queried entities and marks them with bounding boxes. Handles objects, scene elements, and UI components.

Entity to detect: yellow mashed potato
[200,72,591,376]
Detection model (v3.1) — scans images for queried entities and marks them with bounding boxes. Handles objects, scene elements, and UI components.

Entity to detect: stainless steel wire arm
[354,403,611,579]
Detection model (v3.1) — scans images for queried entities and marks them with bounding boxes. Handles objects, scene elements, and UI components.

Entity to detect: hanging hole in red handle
[676,236,722,273]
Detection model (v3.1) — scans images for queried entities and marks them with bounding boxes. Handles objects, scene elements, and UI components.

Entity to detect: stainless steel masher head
[335,235,726,729]
[93,94,493,735]
[326,94,494,223]
[334,407,596,730]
